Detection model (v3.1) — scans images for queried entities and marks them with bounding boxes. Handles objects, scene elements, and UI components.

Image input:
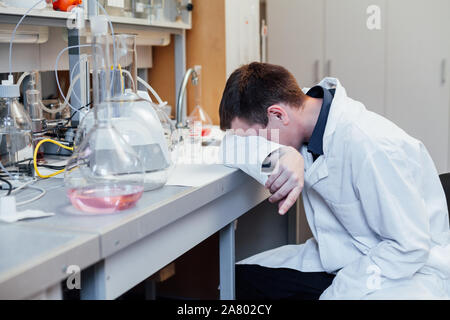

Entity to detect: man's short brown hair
[219,62,306,130]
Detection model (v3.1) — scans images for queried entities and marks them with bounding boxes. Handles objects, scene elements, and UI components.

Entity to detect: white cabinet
[225,0,261,78]
[266,0,450,173]
[325,0,386,115]
[385,0,450,173]
[267,0,325,88]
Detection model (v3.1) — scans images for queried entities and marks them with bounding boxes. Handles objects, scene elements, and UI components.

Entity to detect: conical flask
[187,65,213,137]
[64,18,145,214]
[75,33,174,191]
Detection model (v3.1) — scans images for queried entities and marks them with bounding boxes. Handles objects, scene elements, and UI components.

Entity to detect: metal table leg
[219,221,236,300]
[80,261,106,300]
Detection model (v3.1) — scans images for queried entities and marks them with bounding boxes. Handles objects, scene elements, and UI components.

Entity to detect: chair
[438,173,450,223]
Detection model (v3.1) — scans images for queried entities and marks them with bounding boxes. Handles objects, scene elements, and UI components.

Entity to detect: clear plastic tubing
[9,0,46,76]
[8,0,117,111]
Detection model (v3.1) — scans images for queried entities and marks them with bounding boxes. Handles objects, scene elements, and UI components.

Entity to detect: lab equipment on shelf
[64,16,145,214]
[101,0,133,18]
[149,0,164,22]
[134,0,150,19]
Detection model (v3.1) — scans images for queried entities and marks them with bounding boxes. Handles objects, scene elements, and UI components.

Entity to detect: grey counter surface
[0,167,256,299]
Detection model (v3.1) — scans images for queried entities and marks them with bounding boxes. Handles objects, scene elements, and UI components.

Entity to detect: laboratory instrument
[64,16,145,214]
[0,79,33,181]
[74,32,172,192]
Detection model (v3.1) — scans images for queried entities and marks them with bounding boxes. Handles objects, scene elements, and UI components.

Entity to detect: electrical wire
[11,179,35,195]
[0,177,12,196]
[33,139,74,178]
[16,185,46,206]
[0,160,14,180]
[64,102,92,125]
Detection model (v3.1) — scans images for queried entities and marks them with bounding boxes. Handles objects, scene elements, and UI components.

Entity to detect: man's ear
[267,104,290,126]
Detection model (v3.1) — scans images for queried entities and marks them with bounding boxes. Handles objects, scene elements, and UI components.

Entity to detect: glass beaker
[134,0,150,19]
[102,0,133,18]
[65,22,145,214]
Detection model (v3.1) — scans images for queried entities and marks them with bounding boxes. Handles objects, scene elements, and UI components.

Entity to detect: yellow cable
[111,64,124,93]
[33,138,73,179]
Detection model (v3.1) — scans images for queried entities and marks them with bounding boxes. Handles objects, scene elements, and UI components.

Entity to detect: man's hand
[265,147,304,215]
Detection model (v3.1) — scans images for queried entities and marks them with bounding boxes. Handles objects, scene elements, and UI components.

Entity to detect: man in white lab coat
[219,62,450,299]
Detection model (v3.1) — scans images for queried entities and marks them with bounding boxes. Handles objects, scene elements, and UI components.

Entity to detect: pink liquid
[67,185,144,214]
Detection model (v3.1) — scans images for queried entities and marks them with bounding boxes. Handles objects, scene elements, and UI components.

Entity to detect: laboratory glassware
[64,18,145,214]
[25,71,46,163]
[75,33,174,191]
[134,0,150,19]
[149,0,164,22]
[187,66,213,137]
[102,0,133,18]
[0,81,33,181]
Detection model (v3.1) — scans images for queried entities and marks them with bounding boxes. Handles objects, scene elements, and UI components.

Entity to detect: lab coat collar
[302,78,347,186]
[316,77,348,155]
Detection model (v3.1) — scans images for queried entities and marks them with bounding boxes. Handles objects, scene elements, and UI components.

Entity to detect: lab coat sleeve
[320,143,431,299]
[218,134,284,186]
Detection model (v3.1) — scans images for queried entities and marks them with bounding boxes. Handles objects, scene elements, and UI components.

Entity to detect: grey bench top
[0,166,250,299]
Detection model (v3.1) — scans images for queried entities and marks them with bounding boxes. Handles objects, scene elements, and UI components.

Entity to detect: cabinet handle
[314,60,320,84]
[441,59,447,85]
[326,60,332,77]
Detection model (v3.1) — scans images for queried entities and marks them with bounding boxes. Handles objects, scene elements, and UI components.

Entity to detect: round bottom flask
[65,113,145,214]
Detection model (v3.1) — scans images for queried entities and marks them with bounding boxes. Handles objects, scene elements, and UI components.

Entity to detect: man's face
[230,114,296,147]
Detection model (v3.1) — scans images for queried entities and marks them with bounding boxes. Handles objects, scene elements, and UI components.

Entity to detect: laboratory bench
[0,164,273,300]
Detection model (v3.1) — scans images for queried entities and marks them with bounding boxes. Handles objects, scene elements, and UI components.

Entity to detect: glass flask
[75,33,174,191]
[101,0,133,18]
[65,22,145,214]
[187,65,213,138]
[134,0,150,19]
[0,84,33,181]
[149,0,164,22]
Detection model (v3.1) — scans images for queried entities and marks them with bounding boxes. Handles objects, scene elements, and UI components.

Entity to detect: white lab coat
[220,78,450,299]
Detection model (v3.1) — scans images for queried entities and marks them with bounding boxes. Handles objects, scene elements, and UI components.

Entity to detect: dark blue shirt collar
[306,86,335,160]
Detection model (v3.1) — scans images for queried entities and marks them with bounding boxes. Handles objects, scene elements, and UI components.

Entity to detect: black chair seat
[438,173,450,224]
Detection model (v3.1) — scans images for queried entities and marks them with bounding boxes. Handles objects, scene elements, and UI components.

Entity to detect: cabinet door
[385,0,450,173]
[266,0,325,88]
[325,0,387,115]
[225,0,260,78]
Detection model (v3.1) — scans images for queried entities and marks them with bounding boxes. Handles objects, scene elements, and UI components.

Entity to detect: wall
[148,0,227,125]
